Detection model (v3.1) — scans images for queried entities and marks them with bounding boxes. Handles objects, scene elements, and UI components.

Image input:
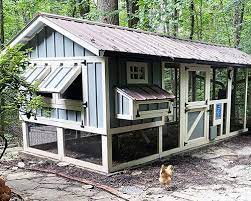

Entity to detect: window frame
[127,61,148,84]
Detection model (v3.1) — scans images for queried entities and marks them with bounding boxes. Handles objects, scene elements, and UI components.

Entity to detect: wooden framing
[17,18,250,173]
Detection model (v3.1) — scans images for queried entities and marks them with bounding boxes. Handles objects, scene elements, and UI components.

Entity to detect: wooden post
[158,126,163,153]
[102,134,112,173]
[22,122,28,151]
[243,68,248,129]
[57,127,65,160]
[226,68,233,134]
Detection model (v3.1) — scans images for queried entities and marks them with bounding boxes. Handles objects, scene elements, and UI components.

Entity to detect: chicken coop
[7,13,251,173]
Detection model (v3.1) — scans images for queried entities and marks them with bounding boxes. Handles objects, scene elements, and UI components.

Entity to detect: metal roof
[9,13,251,67]
[117,85,175,101]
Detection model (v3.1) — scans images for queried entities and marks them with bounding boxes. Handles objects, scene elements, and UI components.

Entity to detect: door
[181,66,210,147]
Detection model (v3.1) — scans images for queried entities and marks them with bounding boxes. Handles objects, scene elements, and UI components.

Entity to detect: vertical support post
[22,122,28,151]
[57,127,64,160]
[179,65,186,147]
[226,67,233,135]
[243,68,249,129]
[158,126,163,153]
[102,134,112,173]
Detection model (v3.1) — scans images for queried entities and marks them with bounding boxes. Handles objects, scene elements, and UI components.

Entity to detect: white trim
[226,67,233,134]
[57,127,64,160]
[102,135,112,173]
[111,153,159,172]
[22,116,106,134]
[8,18,45,48]
[31,56,104,63]
[22,122,28,151]
[103,57,110,132]
[63,156,105,172]
[109,121,164,135]
[26,147,61,160]
[158,126,163,153]
[127,61,148,84]
[82,64,89,126]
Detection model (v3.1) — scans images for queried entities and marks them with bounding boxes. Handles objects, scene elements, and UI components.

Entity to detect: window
[127,62,148,84]
[39,65,81,93]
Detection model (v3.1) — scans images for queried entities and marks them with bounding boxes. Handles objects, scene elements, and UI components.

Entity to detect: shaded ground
[1,132,251,200]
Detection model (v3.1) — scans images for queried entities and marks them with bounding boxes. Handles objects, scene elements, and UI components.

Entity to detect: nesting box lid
[116,85,175,101]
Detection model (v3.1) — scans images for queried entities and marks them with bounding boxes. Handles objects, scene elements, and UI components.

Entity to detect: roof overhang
[7,15,100,56]
[103,50,251,68]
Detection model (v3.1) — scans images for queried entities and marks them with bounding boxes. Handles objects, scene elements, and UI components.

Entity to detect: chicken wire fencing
[64,129,102,165]
[112,127,158,165]
[27,123,58,154]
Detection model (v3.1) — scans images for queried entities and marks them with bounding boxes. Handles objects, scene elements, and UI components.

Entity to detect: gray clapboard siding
[109,57,162,128]
[27,26,95,58]
[87,62,104,128]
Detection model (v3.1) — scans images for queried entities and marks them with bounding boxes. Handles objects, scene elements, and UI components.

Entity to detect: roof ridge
[38,12,234,49]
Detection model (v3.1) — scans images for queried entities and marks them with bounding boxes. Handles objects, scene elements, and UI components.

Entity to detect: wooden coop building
[8,13,251,173]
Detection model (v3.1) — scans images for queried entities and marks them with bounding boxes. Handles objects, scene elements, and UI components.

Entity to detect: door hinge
[83,102,88,108]
[185,108,191,113]
[81,60,87,66]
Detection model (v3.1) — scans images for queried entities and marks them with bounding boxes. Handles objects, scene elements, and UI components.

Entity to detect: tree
[97,0,119,25]
[0,45,44,159]
[126,0,139,28]
[233,0,245,48]
[189,0,195,40]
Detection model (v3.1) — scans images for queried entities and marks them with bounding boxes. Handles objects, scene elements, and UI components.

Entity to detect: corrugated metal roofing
[117,85,175,101]
[38,13,251,66]
[9,12,251,67]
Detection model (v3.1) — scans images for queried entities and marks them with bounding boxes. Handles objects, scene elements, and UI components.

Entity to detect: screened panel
[39,66,81,93]
[24,66,50,83]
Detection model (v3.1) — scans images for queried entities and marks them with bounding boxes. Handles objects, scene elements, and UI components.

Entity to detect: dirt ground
[0,132,251,200]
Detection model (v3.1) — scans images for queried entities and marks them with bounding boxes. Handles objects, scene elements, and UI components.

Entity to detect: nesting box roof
[116,85,175,101]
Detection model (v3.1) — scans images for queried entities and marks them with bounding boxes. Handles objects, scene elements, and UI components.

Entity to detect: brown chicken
[159,164,174,186]
[0,177,11,201]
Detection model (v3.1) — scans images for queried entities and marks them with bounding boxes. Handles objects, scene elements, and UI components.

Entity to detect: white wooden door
[181,65,210,147]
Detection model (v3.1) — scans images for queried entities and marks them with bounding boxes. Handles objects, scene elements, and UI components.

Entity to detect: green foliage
[0,45,44,126]
[1,0,251,54]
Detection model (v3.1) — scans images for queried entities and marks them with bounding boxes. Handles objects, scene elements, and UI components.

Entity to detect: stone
[57,162,69,167]
[81,184,94,189]
[11,167,18,171]
[17,162,25,168]
[131,170,142,176]
[120,186,144,195]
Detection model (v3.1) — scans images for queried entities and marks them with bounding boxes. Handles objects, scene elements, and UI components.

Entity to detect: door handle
[83,102,88,108]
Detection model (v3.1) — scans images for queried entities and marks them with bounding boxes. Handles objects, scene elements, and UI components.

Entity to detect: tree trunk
[126,0,139,28]
[233,1,245,48]
[199,0,203,40]
[79,0,90,18]
[0,0,5,151]
[97,0,119,25]
[189,0,195,40]
[0,0,4,47]
[173,0,179,37]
